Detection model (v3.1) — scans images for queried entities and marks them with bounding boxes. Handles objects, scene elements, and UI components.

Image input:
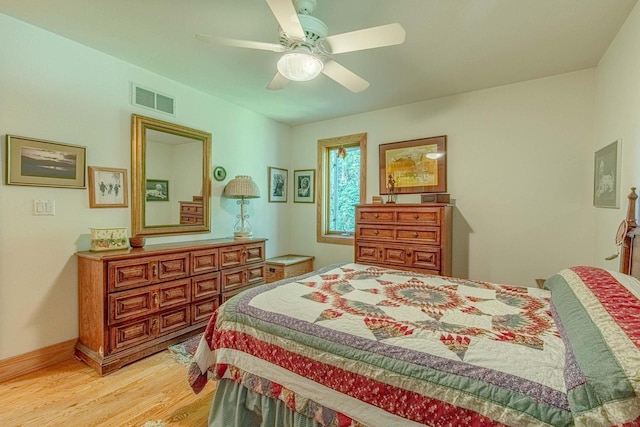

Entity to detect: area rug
[167,333,202,365]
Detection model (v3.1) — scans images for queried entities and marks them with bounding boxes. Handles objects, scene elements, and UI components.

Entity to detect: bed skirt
[209,378,322,427]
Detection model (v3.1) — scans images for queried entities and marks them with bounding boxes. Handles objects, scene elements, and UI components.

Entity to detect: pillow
[545,266,640,426]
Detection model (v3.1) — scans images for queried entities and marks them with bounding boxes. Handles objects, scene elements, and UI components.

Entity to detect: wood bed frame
[620,187,639,276]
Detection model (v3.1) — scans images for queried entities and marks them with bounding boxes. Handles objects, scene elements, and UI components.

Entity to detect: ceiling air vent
[131,83,175,116]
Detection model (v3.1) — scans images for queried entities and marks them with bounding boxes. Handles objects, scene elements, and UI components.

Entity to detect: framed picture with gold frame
[6,135,86,188]
[88,166,128,208]
[379,135,447,195]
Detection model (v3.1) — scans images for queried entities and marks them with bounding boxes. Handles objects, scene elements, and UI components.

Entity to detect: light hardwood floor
[0,350,215,426]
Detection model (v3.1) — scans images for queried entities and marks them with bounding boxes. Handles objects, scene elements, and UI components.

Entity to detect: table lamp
[223,175,260,239]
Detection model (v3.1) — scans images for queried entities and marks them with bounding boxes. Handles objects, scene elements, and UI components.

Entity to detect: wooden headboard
[620,187,639,276]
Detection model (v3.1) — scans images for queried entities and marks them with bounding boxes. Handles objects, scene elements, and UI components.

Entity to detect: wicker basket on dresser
[75,238,266,375]
[354,204,452,275]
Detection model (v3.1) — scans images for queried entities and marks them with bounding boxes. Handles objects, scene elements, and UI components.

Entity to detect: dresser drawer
[159,306,190,334]
[180,203,202,216]
[410,247,441,271]
[356,209,395,223]
[109,286,158,324]
[192,272,220,301]
[221,266,245,292]
[155,253,190,281]
[108,258,154,291]
[110,316,158,352]
[192,298,218,324]
[396,208,441,225]
[245,242,265,264]
[395,226,441,245]
[356,226,394,241]
[158,279,190,310]
[355,243,382,264]
[191,249,218,274]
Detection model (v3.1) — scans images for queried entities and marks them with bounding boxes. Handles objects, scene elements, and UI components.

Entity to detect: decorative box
[90,227,128,251]
[421,193,450,204]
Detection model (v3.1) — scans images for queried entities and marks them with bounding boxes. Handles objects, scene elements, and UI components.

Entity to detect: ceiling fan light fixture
[277,51,323,81]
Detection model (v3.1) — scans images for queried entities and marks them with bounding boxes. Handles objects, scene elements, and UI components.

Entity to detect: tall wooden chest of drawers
[76,238,266,375]
[355,204,452,275]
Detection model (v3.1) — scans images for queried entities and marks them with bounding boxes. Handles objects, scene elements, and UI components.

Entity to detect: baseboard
[0,338,76,383]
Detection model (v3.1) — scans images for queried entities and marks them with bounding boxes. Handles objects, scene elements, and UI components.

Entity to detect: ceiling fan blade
[196,34,285,52]
[265,0,306,41]
[323,23,406,54]
[321,60,369,93]
[267,72,290,90]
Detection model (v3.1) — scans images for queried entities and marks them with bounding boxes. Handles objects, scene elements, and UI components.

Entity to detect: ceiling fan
[196,0,406,93]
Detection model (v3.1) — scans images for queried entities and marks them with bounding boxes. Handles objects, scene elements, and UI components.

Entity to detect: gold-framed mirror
[131,114,211,238]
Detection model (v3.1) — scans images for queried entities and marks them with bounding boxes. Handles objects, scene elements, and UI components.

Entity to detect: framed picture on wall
[379,135,447,195]
[88,166,128,208]
[146,179,169,201]
[294,169,315,203]
[593,140,621,208]
[6,135,86,188]
[268,166,288,203]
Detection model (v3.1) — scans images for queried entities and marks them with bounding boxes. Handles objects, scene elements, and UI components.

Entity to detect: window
[317,133,367,245]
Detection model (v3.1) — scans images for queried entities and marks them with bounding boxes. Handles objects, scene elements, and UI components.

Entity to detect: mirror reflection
[144,130,203,226]
[131,114,211,238]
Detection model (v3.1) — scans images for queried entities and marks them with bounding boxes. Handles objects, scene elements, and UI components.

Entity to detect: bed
[188,192,640,427]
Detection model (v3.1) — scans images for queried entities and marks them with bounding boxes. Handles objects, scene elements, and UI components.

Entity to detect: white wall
[5,0,635,359]
[0,14,292,360]
[291,70,596,286]
[595,2,640,268]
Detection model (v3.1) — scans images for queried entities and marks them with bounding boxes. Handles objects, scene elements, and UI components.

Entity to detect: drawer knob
[374,213,379,218]
[374,230,379,235]
[414,232,419,238]
[153,292,159,306]
[414,214,419,219]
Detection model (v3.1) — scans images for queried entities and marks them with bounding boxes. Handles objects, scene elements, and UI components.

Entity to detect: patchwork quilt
[189,263,640,426]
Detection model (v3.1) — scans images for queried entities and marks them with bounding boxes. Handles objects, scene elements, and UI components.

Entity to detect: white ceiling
[1,0,636,126]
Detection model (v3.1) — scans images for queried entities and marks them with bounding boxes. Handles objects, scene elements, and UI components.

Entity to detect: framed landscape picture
[88,166,128,208]
[379,135,447,195]
[268,166,287,202]
[6,135,86,188]
[294,169,315,203]
[594,140,621,208]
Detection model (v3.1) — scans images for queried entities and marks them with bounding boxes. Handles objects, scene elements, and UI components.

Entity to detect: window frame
[316,133,367,245]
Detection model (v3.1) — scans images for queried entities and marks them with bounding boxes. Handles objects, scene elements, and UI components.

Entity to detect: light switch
[33,200,55,216]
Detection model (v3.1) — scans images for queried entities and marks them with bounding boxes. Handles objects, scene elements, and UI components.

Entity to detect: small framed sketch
[294,169,315,203]
[268,166,288,203]
[593,140,621,208]
[88,166,128,208]
[6,134,86,188]
[146,179,169,201]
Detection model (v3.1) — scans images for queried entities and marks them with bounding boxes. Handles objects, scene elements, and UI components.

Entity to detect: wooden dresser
[76,238,266,375]
[179,196,204,224]
[355,204,452,275]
